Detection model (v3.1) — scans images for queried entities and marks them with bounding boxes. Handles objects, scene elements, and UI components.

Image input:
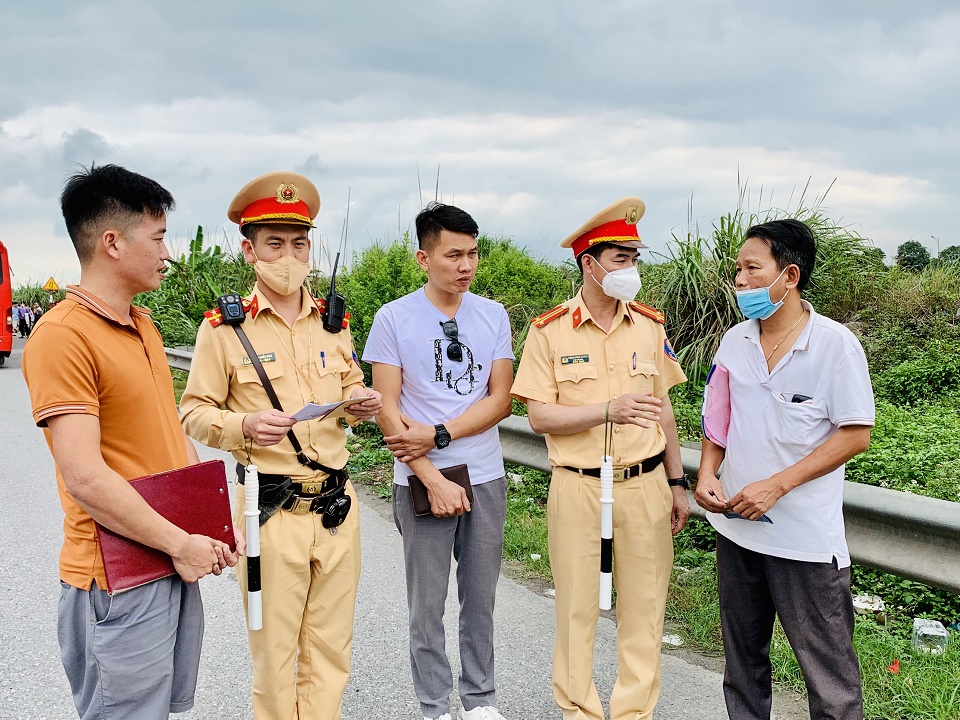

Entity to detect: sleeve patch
[664,338,679,362]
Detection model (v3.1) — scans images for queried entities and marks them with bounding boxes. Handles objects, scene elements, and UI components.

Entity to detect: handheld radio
[322,252,345,334]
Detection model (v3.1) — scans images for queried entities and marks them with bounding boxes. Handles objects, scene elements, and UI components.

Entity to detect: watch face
[435,425,451,448]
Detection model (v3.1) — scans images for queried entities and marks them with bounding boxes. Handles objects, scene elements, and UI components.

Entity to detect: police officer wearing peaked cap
[180,171,382,720]
[511,197,690,720]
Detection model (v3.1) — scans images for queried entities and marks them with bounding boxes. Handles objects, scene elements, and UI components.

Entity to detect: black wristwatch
[667,474,691,490]
[434,424,452,449]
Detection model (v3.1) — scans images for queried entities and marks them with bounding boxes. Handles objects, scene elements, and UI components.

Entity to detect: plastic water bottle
[911,618,949,655]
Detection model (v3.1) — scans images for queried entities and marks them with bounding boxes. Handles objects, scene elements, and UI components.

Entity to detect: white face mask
[590,260,643,302]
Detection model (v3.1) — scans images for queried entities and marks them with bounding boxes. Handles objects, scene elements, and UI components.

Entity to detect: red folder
[95,460,236,593]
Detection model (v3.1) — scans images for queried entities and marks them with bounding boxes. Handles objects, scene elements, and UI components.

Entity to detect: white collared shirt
[706,300,875,567]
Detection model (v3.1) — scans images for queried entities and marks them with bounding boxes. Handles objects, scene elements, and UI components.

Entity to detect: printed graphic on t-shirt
[433,336,483,395]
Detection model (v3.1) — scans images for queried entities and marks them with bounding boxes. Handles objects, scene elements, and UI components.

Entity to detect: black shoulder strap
[231,325,344,477]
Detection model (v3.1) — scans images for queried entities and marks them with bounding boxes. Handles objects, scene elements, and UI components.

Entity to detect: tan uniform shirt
[180,284,365,478]
[23,286,189,590]
[511,290,686,469]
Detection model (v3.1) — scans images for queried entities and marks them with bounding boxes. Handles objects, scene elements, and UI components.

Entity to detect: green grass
[668,549,723,651]
[501,462,552,577]
[346,425,395,499]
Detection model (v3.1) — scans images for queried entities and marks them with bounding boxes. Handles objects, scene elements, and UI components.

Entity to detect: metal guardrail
[165,347,194,372]
[170,350,960,595]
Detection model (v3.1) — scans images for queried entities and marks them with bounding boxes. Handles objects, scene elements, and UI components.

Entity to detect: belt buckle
[290,497,313,514]
[612,468,626,481]
[300,482,323,495]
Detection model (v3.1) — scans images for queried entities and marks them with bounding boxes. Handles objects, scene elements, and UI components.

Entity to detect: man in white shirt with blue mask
[363,202,515,720]
[696,219,875,720]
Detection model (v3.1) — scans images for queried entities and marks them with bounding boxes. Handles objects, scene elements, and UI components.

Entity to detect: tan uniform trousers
[234,481,361,720]
[548,465,674,720]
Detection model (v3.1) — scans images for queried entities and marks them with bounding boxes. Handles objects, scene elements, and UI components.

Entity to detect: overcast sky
[1,1,958,285]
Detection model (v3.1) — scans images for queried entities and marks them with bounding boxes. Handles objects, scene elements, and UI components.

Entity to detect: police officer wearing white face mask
[511,197,689,720]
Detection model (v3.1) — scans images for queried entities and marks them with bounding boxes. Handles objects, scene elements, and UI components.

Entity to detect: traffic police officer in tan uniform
[511,197,690,720]
[180,171,382,720]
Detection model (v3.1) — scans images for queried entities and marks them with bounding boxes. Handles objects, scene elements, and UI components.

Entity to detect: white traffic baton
[599,409,615,611]
[599,452,614,610]
[244,464,263,631]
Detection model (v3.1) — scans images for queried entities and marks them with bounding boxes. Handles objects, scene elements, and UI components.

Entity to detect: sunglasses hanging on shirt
[439,319,463,362]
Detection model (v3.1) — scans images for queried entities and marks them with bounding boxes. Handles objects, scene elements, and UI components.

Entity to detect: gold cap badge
[276,184,300,204]
[625,205,639,225]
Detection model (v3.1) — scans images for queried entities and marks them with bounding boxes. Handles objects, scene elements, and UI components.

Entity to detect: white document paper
[291,398,364,422]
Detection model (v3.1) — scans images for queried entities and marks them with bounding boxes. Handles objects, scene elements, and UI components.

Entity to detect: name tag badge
[242,352,277,366]
[561,354,589,365]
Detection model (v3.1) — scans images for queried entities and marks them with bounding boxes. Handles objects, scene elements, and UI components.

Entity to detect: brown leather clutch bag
[408,464,473,517]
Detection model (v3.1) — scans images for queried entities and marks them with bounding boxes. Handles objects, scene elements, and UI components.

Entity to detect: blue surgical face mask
[736,267,789,320]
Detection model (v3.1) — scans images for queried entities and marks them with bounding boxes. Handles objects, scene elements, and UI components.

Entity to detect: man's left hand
[729,477,785,520]
[384,414,438,463]
[670,485,690,536]
[345,388,383,421]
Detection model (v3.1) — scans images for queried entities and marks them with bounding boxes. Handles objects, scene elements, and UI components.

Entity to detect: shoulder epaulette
[203,307,224,328]
[204,296,257,328]
[531,304,569,329]
[629,301,665,325]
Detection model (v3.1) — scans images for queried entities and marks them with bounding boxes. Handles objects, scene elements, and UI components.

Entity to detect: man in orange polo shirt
[22,164,243,720]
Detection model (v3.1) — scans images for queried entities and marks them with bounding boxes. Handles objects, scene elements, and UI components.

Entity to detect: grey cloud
[60,128,110,166]
[297,153,330,176]
[3,1,957,127]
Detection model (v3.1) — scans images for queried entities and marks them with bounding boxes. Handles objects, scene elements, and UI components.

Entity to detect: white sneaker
[458,707,507,720]
[425,715,452,720]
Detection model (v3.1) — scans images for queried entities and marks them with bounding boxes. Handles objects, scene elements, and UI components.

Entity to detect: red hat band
[570,219,641,257]
[239,197,313,227]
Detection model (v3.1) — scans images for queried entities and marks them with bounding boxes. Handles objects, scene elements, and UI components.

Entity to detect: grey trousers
[716,534,863,720]
[393,476,507,718]
[58,576,204,720]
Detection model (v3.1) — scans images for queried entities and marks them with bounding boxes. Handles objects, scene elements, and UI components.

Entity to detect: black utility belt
[563,451,664,481]
[236,463,351,528]
[236,463,344,495]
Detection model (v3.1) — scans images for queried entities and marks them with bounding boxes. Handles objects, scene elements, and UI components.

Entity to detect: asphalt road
[0,337,807,719]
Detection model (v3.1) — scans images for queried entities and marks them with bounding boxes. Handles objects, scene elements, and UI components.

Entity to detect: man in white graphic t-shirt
[363,203,514,720]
